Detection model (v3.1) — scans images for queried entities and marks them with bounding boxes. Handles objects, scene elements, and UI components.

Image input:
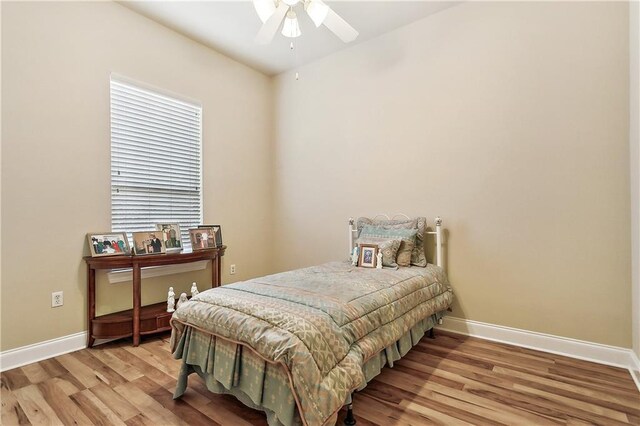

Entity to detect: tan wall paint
[631,0,640,358]
[274,2,631,347]
[1,2,274,351]
[1,1,634,353]
[0,1,4,352]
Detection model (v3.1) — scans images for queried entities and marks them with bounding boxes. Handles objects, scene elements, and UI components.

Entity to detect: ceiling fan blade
[305,0,329,27]
[323,8,358,43]
[255,2,288,45]
[253,0,276,24]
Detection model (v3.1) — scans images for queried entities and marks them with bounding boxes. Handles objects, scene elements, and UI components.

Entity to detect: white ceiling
[121,1,459,75]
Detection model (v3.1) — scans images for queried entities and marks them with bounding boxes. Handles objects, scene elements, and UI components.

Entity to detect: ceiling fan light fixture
[305,0,329,27]
[253,0,276,23]
[253,0,356,45]
[281,10,301,38]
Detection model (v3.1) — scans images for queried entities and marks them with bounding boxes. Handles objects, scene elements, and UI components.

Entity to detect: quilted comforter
[170,261,454,425]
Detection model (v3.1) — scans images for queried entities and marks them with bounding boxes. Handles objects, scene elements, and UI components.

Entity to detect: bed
[171,216,454,426]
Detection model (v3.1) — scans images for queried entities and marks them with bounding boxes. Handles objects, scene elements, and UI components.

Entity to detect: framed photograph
[87,233,130,257]
[189,227,216,251]
[358,244,378,268]
[155,223,183,252]
[132,231,166,255]
[199,224,223,247]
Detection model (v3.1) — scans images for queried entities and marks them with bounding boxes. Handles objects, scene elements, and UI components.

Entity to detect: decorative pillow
[356,217,427,267]
[355,238,402,268]
[358,225,417,267]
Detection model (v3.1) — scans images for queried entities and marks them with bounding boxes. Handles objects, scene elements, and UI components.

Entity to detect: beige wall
[1,1,635,353]
[631,0,640,359]
[1,2,274,351]
[273,2,631,347]
[0,1,4,353]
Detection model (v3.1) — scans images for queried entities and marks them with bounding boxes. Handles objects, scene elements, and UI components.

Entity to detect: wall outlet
[230,264,236,275]
[52,291,63,308]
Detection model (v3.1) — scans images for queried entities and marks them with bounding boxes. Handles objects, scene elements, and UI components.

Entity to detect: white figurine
[176,292,189,309]
[376,251,383,269]
[167,287,176,313]
[190,282,199,298]
[351,247,359,266]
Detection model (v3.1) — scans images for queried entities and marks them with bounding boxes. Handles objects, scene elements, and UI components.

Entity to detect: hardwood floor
[2,331,639,425]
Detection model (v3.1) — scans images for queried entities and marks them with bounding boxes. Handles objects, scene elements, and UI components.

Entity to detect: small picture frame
[358,244,378,268]
[155,223,183,252]
[189,227,216,251]
[87,232,130,257]
[199,224,223,247]
[132,231,166,255]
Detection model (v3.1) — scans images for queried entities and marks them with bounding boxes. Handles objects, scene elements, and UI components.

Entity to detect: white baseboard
[630,351,640,391]
[0,332,87,372]
[437,316,640,392]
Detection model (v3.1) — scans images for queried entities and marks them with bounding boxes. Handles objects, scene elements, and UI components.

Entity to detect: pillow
[355,238,402,268]
[356,217,427,267]
[358,225,417,267]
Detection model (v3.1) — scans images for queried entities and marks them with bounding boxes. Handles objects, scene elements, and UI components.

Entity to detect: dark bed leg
[428,327,436,339]
[344,402,356,426]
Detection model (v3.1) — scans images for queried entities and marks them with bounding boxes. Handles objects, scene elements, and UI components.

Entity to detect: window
[110,77,202,251]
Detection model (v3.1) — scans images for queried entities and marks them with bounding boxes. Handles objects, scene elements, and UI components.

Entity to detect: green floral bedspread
[171,261,453,425]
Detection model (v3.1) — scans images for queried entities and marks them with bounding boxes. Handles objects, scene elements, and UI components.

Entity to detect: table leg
[87,266,96,348]
[212,254,221,287]
[133,263,141,346]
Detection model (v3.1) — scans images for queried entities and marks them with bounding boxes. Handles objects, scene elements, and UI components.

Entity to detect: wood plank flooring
[2,331,638,425]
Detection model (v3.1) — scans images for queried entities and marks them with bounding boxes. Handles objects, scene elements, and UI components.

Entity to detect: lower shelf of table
[90,301,174,342]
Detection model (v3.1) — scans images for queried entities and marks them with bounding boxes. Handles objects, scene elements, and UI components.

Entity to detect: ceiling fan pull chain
[289,40,300,81]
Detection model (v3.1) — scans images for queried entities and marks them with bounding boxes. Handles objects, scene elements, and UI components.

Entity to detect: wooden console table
[84,247,226,347]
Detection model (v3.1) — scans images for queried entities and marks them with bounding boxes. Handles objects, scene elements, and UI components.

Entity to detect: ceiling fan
[253,0,359,45]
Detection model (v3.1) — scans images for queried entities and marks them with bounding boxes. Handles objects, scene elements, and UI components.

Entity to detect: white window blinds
[110,77,202,251]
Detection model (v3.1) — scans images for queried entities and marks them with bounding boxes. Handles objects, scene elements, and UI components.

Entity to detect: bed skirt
[173,311,444,426]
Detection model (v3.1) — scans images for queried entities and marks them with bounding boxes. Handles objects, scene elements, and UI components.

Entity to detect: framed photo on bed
[358,244,378,268]
[87,232,130,257]
[132,231,166,255]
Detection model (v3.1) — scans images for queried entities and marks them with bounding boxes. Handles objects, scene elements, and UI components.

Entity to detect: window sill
[107,260,209,284]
